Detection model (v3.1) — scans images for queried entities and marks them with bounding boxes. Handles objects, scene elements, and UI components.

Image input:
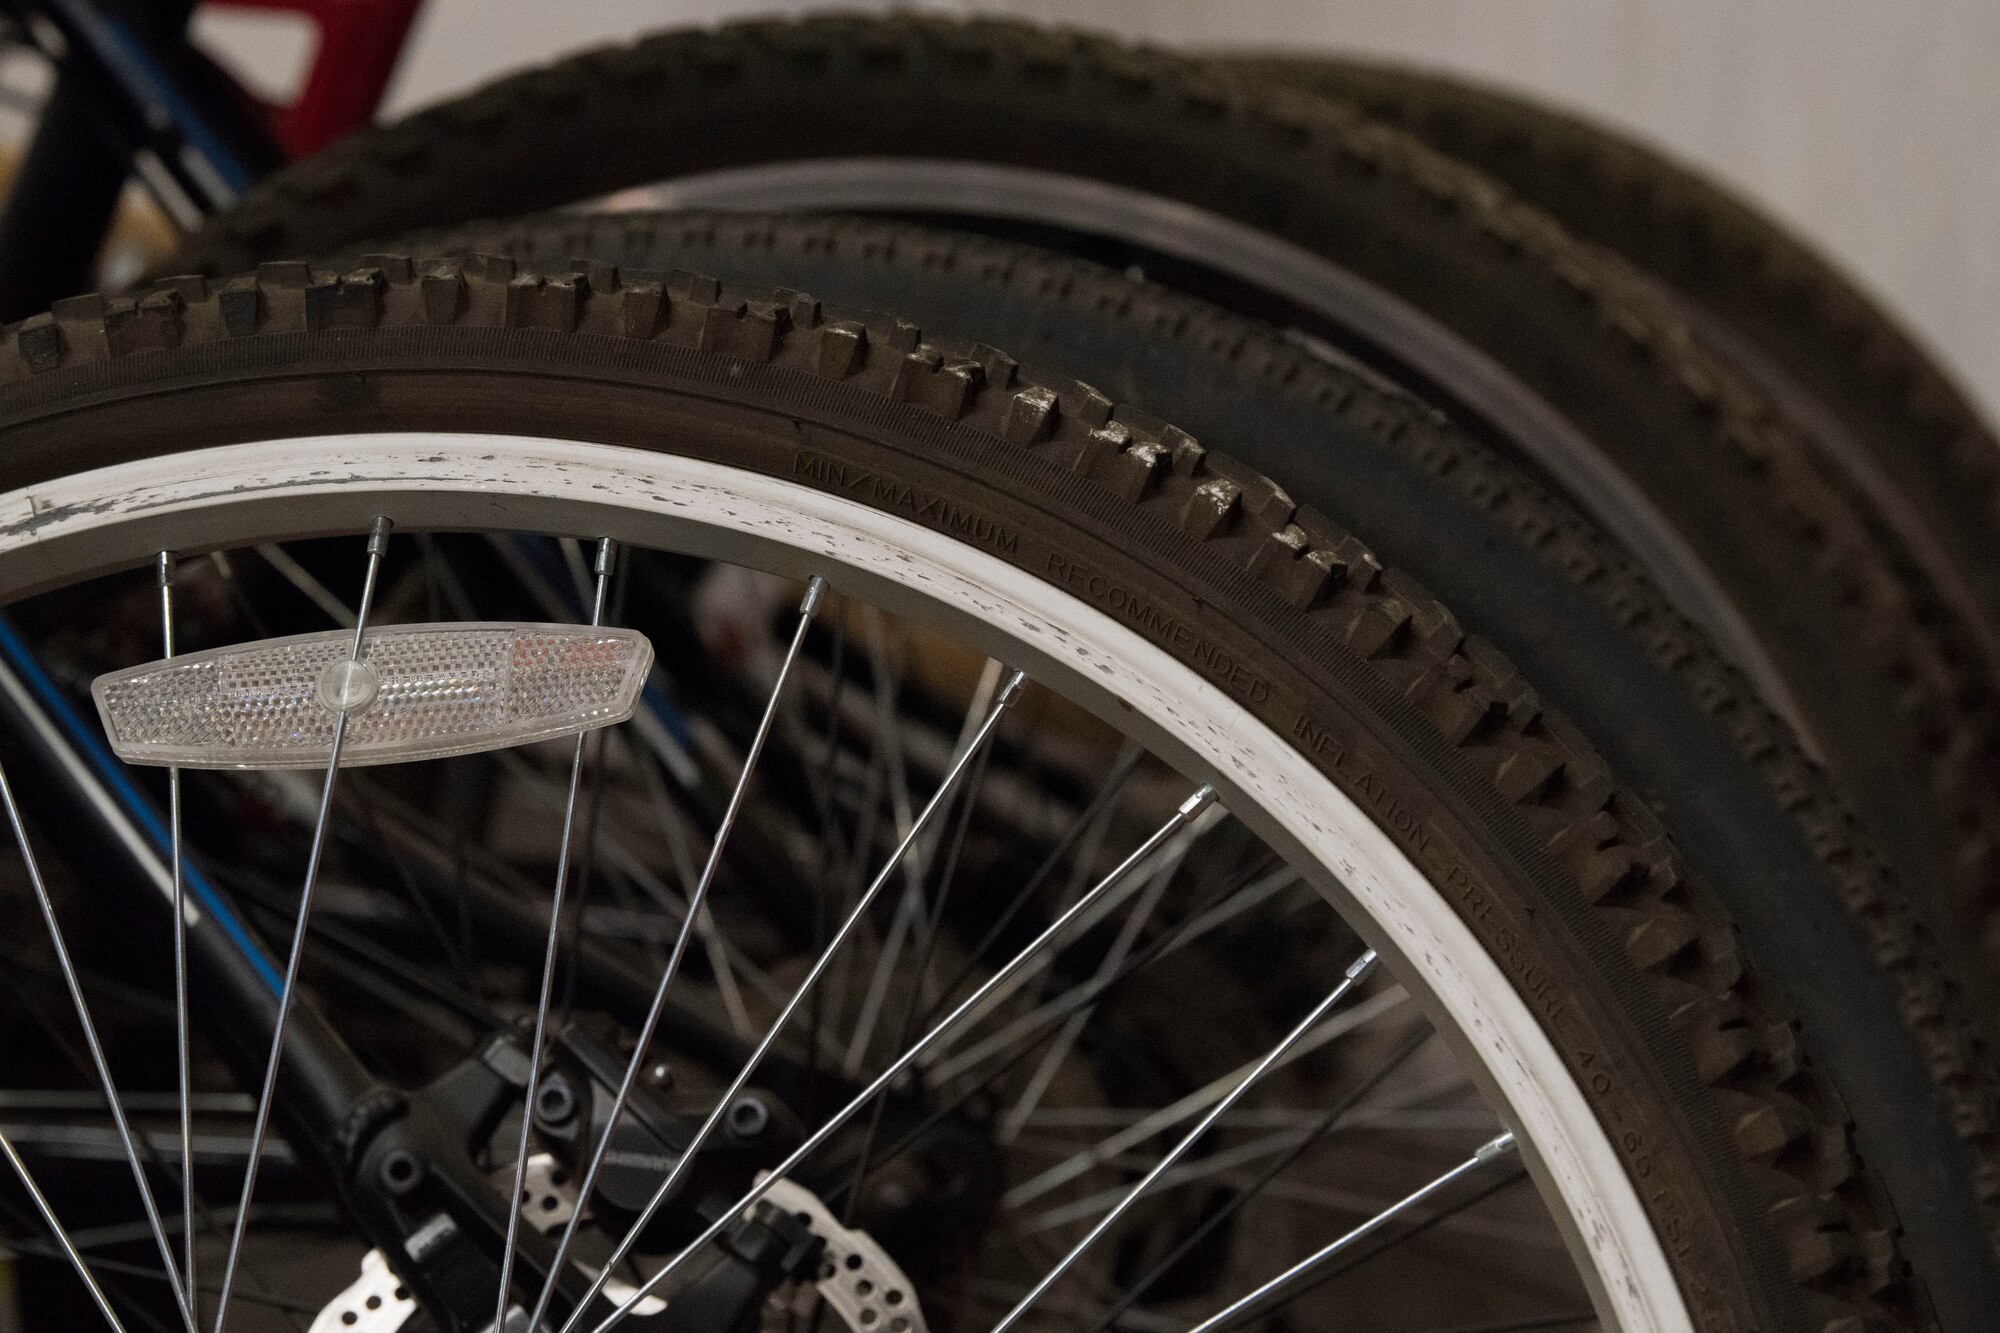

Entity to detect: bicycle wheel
[1225,52,2000,699]
[0,256,1924,1332]
[348,201,2000,1321]
[157,14,2000,1016]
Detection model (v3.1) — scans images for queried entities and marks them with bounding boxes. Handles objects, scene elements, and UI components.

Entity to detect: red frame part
[202,0,424,158]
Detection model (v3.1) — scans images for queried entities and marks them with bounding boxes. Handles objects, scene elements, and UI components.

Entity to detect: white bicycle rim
[0,432,1691,1333]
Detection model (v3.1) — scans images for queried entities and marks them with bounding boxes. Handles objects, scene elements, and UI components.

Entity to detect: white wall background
[203,1,2000,429]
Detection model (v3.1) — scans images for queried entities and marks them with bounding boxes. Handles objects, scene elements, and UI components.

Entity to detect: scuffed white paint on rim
[0,434,1688,1332]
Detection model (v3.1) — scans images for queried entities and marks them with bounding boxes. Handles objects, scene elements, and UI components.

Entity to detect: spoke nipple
[1345,948,1380,981]
[367,515,394,554]
[1477,1131,1518,1163]
[997,669,1030,708]
[594,537,616,577]
[156,551,176,586]
[1179,785,1218,817]
[800,574,828,616]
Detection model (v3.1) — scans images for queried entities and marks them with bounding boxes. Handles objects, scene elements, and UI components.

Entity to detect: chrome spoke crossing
[520,575,827,1333]
[997,983,1408,1211]
[920,804,1232,1087]
[0,1125,130,1331]
[842,655,1004,1078]
[997,807,1207,1144]
[34,525,1580,1333]
[1080,1027,1437,1333]
[1184,1131,1521,1333]
[986,947,1382,1333]
[492,538,616,1333]
[212,517,392,1333]
[160,552,196,1303]
[584,782,1218,1333]
[566,666,1032,1332]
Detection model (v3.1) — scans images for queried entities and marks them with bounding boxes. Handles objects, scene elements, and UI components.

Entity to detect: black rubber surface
[0,247,1969,1330]
[1235,52,2000,709]
[161,15,2000,1058]
[370,206,2000,1328]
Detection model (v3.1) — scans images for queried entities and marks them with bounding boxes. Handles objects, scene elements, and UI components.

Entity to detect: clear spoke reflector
[92,622,653,769]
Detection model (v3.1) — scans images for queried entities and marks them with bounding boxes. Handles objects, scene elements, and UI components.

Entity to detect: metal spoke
[334,771,783,1077]
[159,553,196,1302]
[201,552,272,640]
[625,731,755,1037]
[1178,1164,1548,1248]
[798,607,853,1135]
[918,740,1143,1030]
[865,608,931,892]
[0,971,307,1330]
[522,575,827,1333]
[583,782,1214,1333]
[924,870,1348,1095]
[1050,752,1129,916]
[996,984,1407,1210]
[564,666,1030,1332]
[1025,1107,1332,1131]
[351,788,478,995]
[921,804,1230,1084]
[843,656,1003,1075]
[819,852,1305,1209]
[221,866,491,1040]
[0,738,198,1333]
[1147,862,1300,964]
[1082,1027,1434,1333]
[1183,1131,1519,1333]
[484,751,794,1014]
[0,1125,130,1331]
[212,517,391,1333]
[1024,1143,1542,1246]
[4,1248,327,1319]
[986,947,1381,1333]
[35,524,1590,1333]
[833,727,998,1223]
[491,538,616,1333]
[1020,1064,1478,1199]
[1275,1151,1534,1281]
[820,617,902,1033]
[997,812,1201,1144]
[252,544,356,627]
[479,533,702,789]
[1019,1123,1328,1233]
[556,536,596,609]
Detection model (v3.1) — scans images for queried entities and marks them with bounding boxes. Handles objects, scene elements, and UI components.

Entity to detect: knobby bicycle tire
[160,14,2000,1024]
